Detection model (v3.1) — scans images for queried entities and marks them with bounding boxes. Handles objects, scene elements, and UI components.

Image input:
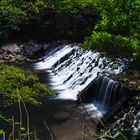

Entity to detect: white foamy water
[32,44,125,117]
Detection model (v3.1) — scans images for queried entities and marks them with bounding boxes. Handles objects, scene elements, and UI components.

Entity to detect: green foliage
[83,31,139,58]
[47,0,96,12]
[0,0,99,42]
[0,0,27,40]
[0,130,5,137]
[83,0,140,61]
[0,65,53,139]
[0,113,32,139]
[0,0,54,42]
[94,0,140,37]
[0,65,52,106]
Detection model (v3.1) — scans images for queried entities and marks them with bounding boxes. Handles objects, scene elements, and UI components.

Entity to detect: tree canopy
[0,0,99,43]
[0,65,52,106]
[83,0,140,63]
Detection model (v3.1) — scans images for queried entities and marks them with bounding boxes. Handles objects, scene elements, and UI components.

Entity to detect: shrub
[83,31,139,58]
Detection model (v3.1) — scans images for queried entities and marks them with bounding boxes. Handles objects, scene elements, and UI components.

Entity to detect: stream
[19,43,126,139]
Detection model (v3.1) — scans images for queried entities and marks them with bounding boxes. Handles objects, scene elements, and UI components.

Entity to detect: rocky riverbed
[1,41,140,139]
[0,41,50,63]
[98,97,140,139]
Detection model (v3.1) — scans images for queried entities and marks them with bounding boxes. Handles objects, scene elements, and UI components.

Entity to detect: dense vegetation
[0,0,99,43]
[0,0,140,139]
[0,0,139,61]
[83,0,140,64]
[0,65,52,139]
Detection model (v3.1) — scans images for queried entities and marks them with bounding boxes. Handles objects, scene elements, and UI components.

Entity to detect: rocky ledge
[0,41,49,63]
[99,100,140,139]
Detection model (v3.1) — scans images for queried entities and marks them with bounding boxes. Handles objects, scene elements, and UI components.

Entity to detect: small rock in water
[123,113,135,127]
[131,126,139,135]
[53,111,71,120]
[129,81,137,85]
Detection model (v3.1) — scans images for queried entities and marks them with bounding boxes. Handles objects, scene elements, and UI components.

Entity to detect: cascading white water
[32,44,125,117]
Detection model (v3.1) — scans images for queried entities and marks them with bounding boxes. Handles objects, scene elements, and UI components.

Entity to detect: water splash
[32,44,125,117]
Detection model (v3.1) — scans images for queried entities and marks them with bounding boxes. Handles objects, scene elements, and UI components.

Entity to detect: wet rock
[91,59,96,63]
[0,54,3,59]
[1,43,20,53]
[131,126,139,135]
[0,49,4,54]
[136,102,140,110]
[129,81,137,85]
[113,122,120,128]
[123,113,135,127]
[136,111,140,120]
[3,53,9,60]
[134,121,139,128]
[8,54,16,62]
[22,41,44,58]
[15,55,25,62]
[99,64,103,69]
[0,41,49,63]
[0,60,5,64]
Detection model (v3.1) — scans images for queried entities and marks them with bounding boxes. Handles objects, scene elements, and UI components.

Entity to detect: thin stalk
[18,99,22,140]
[12,116,15,140]
[96,116,112,138]
[3,132,5,140]
[21,99,30,140]
[82,123,85,140]
[8,133,12,140]
[43,120,54,140]
[119,131,127,140]
[33,127,37,140]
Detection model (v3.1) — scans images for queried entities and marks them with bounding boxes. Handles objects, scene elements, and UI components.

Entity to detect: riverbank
[2,97,97,140]
[0,41,48,63]
[1,41,140,140]
[0,41,79,64]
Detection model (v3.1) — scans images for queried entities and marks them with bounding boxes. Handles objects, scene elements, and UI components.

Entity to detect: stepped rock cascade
[77,74,130,118]
[94,75,125,106]
[78,74,129,104]
[31,44,125,117]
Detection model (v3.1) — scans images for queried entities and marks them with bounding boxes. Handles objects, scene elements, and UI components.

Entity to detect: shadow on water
[1,96,79,140]
[29,97,76,140]
[5,44,126,139]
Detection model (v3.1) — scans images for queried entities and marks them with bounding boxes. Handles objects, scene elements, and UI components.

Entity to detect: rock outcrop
[99,100,140,139]
[0,41,49,63]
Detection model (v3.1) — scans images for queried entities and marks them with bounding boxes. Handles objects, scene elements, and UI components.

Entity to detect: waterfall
[97,75,120,106]
[78,73,131,118]
[33,44,124,99]
[31,44,125,117]
[78,74,127,106]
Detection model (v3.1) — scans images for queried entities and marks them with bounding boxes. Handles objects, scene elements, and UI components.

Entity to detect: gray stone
[22,42,44,57]
[0,60,5,63]
[123,113,135,127]
[15,55,25,61]
[0,49,4,54]
[1,43,20,53]
[0,54,3,59]
[3,54,9,60]
[129,81,137,85]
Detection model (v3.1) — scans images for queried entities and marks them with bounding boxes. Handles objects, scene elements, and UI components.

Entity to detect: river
[16,43,125,139]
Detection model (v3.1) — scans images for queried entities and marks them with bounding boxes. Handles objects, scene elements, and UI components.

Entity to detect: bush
[0,0,99,43]
[83,31,139,58]
[0,64,52,106]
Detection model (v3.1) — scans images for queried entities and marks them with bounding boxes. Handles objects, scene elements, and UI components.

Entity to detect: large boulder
[1,43,20,54]
[22,41,45,58]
